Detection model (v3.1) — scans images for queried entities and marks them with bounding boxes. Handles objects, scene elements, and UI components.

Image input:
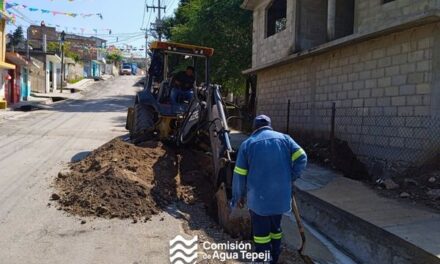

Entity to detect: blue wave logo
[169,235,198,264]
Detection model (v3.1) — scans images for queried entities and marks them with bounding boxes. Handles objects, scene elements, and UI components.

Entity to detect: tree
[47,42,81,62]
[8,26,25,50]
[162,0,252,95]
[106,50,123,63]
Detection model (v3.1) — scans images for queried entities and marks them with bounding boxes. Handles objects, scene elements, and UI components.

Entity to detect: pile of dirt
[376,155,440,212]
[53,138,213,221]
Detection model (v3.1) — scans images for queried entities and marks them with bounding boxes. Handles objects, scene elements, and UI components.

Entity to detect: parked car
[120,64,132,75]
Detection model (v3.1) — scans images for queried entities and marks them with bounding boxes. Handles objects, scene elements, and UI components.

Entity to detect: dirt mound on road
[54,138,183,221]
[53,138,216,221]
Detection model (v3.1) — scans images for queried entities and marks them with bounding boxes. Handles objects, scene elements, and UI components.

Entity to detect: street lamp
[60,31,66,93]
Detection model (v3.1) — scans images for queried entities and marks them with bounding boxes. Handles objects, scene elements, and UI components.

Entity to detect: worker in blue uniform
[231,115,307,264]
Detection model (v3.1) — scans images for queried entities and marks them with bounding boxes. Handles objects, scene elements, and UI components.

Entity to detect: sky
[6,0,180,57]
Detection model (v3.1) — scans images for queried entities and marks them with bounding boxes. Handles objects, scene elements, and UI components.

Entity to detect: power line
[146,0,166,41]
[140,0,147,29]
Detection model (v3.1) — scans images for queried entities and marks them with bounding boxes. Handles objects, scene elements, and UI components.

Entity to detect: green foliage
[106,50,123,63]
[8,26,24,49]
[47,41,80,62]
[68,77,84,84]
[163,0,252,94]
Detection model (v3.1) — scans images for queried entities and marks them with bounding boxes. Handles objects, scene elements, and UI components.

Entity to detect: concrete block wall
[256,23,440,167]
[355,0,440,34]
[252,0,295,67]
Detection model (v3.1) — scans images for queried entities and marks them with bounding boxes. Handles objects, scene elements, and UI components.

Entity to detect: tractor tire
[130,103,155,142]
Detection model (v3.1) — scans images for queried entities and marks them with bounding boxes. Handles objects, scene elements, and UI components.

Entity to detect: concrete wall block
[353,99,364,107]
[372,88,385,97]
[406,95,423,106]
[392,96,406,106]
[366,79,377,89]
[348,90,359,99]
[392,54,408,66]
[416,61,430,72]
[398,106,414,116]
[414,106,430,116]
[377,97,391,106]
[383,106,398,116]
[385,86,399,97]
[400,64,416,74]
[385,65,400,76]
[407,72,425,84]
[399,85,416,96]
[372,68,385,79]
[359,70,372,80]
[365,98,377,107]
[408,50,424,62]
[378,77,392,88]
[390,137,405,148]
[392,75,407,86]
[416,83,431,94]
[378,57,392,68]
[359,89,371,98]
[405,138,424,150]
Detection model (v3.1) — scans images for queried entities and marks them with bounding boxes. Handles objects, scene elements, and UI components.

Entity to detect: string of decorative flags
[6,2,103,19]
[5,11,110,35]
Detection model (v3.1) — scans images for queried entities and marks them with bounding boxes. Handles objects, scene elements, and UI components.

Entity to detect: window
[295,0,354,51]
[266,0,287,38]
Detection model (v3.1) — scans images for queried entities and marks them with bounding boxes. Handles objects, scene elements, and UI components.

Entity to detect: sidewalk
[288,164,440,264]
[31,78,98,101]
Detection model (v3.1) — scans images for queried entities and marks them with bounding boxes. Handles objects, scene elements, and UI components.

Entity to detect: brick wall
[252,0,295,67]
[256,23,440,168]
[355,0,440,34]
[250,0,440,69]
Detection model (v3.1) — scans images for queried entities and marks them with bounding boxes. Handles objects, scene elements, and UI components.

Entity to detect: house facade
[27,25,107,80]
[0,1,16,109]
[5,52,30,104]
[242,0,440,174]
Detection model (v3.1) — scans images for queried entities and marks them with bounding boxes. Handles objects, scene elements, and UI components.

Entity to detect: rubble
[399,192,410,198]
[382,178,400,190]
[427,189,440,200]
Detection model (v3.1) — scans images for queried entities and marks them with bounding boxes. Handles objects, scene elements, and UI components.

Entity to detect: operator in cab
[231,115,308,264]
[170,66,195,104]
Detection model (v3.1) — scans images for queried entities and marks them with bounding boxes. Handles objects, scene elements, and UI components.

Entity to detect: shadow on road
[71,151,92,162]
[47,95,135,113]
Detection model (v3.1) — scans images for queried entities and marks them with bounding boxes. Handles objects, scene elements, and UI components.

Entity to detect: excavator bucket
[215,183,251,239]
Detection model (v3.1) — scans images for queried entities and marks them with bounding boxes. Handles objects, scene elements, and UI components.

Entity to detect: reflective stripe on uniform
[270,232,282,240]
[291,148,305,161]
[234,166,248,176]
[254,235,271,244]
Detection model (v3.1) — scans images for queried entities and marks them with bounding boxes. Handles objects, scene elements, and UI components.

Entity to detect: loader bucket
[215,183,251,239]
[126,107,134,131]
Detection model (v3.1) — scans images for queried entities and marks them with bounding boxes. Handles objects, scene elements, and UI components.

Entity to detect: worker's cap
[253,115,272,129]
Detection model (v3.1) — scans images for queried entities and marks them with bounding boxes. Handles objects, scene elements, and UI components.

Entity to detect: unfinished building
[242,0,440,176]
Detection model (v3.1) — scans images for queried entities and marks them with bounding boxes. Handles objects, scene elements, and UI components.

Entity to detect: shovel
[291,193,314,264]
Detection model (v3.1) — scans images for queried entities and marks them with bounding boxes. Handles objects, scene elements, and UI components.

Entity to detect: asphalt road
[0,76,185,264]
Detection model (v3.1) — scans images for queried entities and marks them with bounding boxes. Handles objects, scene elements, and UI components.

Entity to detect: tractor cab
[126,41,215,140]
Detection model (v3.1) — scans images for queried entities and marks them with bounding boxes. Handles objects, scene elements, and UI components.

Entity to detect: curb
[295,189,440,264]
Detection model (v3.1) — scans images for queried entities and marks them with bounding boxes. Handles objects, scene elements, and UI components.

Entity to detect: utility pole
[146,0,166,41]
[60,31,66,94]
